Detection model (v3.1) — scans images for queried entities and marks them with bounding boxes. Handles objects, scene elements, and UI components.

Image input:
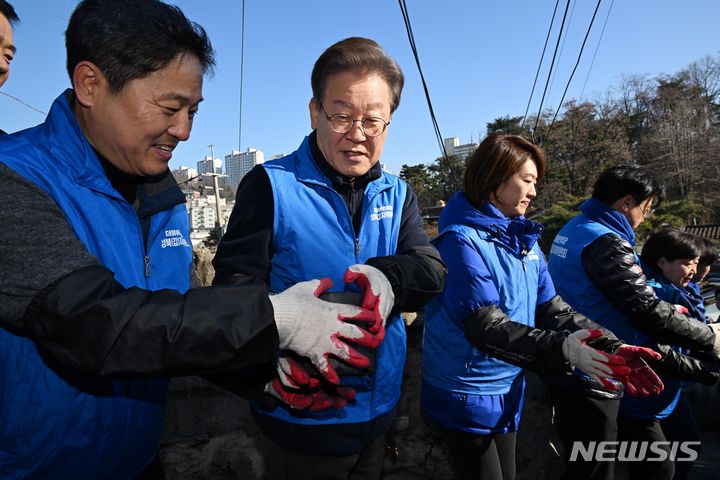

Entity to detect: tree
[428,154,465,202]
[635,197,704,244]
[530,195,585,254]
[400,163,436,211]
[486,115,528,136]
[202,227,222,249]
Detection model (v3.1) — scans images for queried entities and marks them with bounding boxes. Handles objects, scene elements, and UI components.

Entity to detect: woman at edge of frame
[421,133,663,480]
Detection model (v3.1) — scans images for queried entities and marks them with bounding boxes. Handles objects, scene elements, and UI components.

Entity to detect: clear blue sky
[2,1,718,174]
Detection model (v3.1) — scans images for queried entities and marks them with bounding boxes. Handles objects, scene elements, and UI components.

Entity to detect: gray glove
[344,264,394,334]
[270,278,381,384]
[562,329,628,384]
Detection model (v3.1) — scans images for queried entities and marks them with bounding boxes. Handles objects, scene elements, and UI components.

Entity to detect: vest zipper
[144,255,151,277]
[355,238,360,256]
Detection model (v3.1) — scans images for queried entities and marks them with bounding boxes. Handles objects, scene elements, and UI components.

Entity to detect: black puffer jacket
[548,233,719,398]
[465,295,624,375]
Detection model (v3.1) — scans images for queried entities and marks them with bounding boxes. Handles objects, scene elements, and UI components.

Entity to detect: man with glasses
[0,3,388,477]
[213,37,446,479]
[546,164,720,480]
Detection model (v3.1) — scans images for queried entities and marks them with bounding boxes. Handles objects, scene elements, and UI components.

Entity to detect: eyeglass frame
[635,197,655,218]
[316,101,391,138]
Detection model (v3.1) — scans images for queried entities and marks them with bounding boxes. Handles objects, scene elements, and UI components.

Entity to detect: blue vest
[548,214,649,346]
[423,224,541,397]
[0,92,191,479]
[548,211,685,419]
[621,273,703,420]
[257,136,407,425]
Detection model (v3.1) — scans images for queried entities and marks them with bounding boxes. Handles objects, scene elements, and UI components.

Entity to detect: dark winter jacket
[0,91,279,478]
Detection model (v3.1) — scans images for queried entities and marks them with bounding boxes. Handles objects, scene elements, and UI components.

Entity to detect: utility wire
[532,0,572,136]
[579,0,614,100]
[398,0,460,190]
[238,0,245,151]
[547,0,577,101]
[2,93,34,125]
[1,90,47,115]
[546,0,603,135]
[521,0,561,127]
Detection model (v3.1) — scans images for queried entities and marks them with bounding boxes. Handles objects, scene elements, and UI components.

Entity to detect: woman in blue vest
[421,133,662,480]
[687,236,718,320]
[638,228,707,480]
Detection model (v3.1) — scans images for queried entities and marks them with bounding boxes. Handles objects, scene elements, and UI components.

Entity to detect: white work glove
[269,278,381,384]
[344,264,394,335]
[709,323,720,357]
[562,329,629,386]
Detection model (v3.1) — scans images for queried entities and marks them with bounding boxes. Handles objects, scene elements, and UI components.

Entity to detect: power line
[546,0,603,135]
[1,90,47,115]
[547,0,577,102]
[580,0,614,100]
[532,0,572,135]
[521,0,561,127]
[397,0,460,191]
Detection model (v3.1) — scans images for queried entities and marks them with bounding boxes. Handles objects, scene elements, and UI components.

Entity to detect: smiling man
[0,0,18,134]
[0,2,384,479]
[213,37,446,479]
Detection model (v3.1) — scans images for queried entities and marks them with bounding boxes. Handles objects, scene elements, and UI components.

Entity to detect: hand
[269,278,382,384]
[264,377,356,411]
[709,323,720,357]
[612,345,664,397]
[562,329,631,389]
[275,355,318,390]
[344,264,394,335]
[674,304,689,315]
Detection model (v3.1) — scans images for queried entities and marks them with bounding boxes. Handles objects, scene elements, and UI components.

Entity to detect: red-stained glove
[275,355,318,390]
[269,278,382,385]
[264,377,356,411]
[562,329,631,391]
[344,264,394,336]
[611,345,664,397]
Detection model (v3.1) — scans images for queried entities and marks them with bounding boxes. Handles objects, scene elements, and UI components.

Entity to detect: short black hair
[0,0,19,25]
[66,0,214,93]
[592,164,663,206]
[641,228,702,271]
[693,236,718,267]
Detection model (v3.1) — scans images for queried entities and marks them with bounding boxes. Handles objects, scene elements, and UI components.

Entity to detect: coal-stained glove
[264,377,356,411]
[269,278,381,384]
[562,329,631,390]
[344,264,394,335]
[612,345,664,397]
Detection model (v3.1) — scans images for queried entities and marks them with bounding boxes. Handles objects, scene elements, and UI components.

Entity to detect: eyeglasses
[642,207,655,218]
[317,102,390,138]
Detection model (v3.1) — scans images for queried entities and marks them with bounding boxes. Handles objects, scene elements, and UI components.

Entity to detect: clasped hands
[566,329,665,397]
[265,265,393,410]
